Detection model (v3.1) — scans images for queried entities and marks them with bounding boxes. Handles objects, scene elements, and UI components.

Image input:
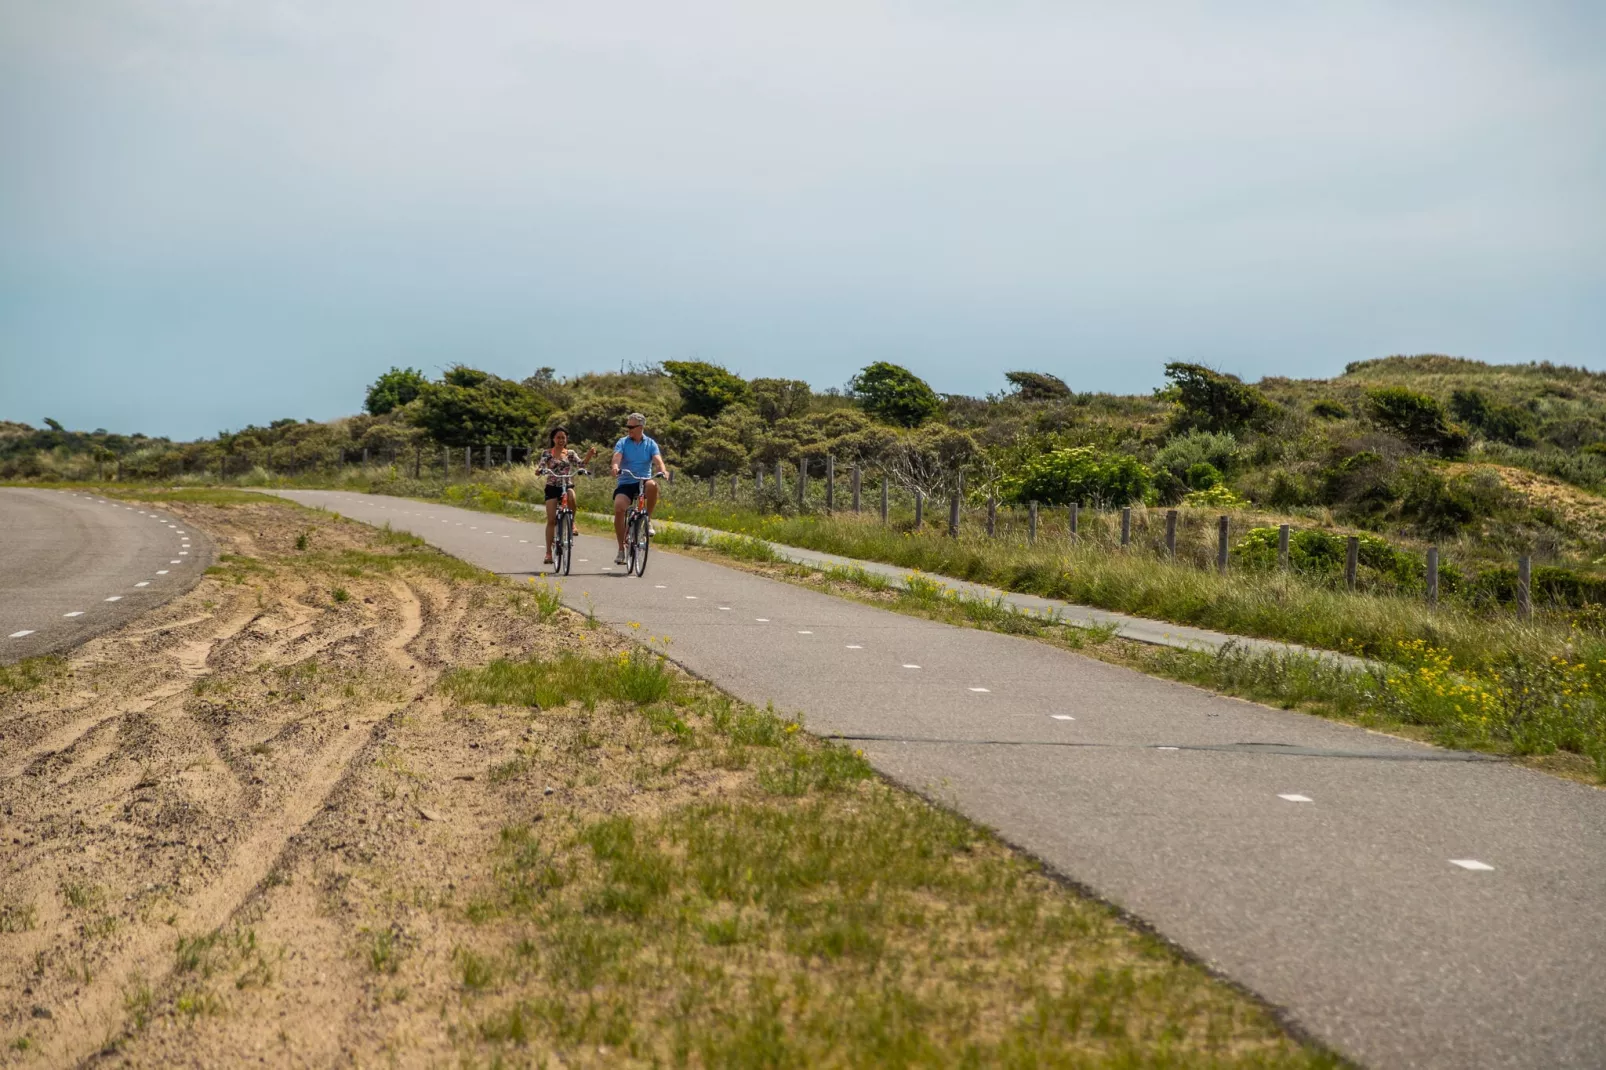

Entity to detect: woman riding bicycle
[537,427,595,565]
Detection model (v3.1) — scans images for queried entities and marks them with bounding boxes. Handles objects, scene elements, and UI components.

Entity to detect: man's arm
[651,443,668,478]
[611,450,623,477]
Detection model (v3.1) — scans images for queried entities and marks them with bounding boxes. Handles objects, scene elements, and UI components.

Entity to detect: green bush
[1184,462,1222,490]
[1310,398,1349,420]
[1363,387,1469,457]
[662,360,749,419]
[1163,363,1278,434]
[364,367,428,416]
[849,362,942,428]
[1003,370,1071,401]
[1449,389,1536,447]
[1153,429,1240,480]
[1237,527,1416,584]
[998,446,1153,507]
[1319,451,1396,512]
[414,367,551,448]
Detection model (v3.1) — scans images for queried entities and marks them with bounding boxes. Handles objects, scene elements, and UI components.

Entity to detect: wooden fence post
[914,490,924,530]
[484,444,491,469]
[1517,554,1532,620]
[987,494,997,537]
[1345,536,1359,591]
[1165,510,1177,557]
[731,474,739,497]
[505,445,513,465]
[463,446,471,472]
[362,447,369,466]
[880,479,889,525]
[1028,501,1038,545]
[1120,507,1132,548]
[1426,547,1439,607]
[1216,515,1229,573]
[1069,502,1079,541]
[414,446,422,479]
[948,490,960,538]
[755,467,764,492]
[774,460,784,498]
[825,455,835,513]
[1278,524,1290,570]
[797,458,807,506]
[852,466,862,512]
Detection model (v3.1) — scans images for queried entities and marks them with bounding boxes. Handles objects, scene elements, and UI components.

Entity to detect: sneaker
[614,550,627,565]
[543,553,554,565]
[648,522,657,538]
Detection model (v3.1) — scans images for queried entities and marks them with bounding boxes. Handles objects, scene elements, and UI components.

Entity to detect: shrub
[364,367,428,416]
[1182,483,1248,509]
[1398,468,1510,537]
[1310,398,1349,420]
[414,368,551,448]
[1363,387,1469,457]
[1154,429,1240,479]
[1319,450,1396,511]
[1184,462,1221,490]
[1449,389,1536,447]
[1163,363,1278,434]
[998,446,1153,507]
[748,378,812,421]
[1237,527,1415,583]
[662,360,748,419]
[849,362,942,428]
[1003,371,1071,401]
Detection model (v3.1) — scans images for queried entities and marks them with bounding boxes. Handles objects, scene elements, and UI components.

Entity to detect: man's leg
[613,492,630,549]
[643,478,659,515]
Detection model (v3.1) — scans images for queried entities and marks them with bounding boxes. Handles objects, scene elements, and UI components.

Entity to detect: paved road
[588,512,1370,665]
[275,490,1606,1070]
[0,488,214,664]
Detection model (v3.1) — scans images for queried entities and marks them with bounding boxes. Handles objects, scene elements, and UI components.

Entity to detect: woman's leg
[544,498,557,557]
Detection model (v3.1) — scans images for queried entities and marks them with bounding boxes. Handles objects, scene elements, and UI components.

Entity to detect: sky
[1,1,1602,441]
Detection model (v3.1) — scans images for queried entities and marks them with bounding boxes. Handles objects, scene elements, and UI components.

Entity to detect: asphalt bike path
[0,488,214,664]
[273,489,1606,1070]
[582,511,1369,665]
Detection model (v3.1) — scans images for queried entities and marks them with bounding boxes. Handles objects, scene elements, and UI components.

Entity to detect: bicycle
[538,468,586,577]
[616,469,657,577]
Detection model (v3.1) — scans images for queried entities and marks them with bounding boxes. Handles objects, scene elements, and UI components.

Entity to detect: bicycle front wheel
[625,513,642,576]
[633,514,650,577]
[560,512,574,577]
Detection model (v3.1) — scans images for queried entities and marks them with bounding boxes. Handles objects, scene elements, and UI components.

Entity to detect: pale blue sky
[2,1,1602,440]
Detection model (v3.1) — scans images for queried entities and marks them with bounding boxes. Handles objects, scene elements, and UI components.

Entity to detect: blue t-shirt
[613,434,661,484]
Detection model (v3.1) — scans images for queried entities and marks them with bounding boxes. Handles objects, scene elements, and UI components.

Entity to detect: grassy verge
[434,647,1342,1066]
[647,534,1606,785]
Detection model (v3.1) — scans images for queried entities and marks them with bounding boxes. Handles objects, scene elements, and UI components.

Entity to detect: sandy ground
[0,503,626,1067]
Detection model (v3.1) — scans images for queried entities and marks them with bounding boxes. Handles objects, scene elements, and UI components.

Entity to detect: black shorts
[614,482,643,502]
[544,484,567,502]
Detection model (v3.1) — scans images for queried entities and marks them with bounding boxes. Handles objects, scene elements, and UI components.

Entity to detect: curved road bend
[274,489,1606,1070]
[0,488,214,664]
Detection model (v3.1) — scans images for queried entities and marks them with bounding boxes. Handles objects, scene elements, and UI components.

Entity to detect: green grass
[0,655,67,694]
[441,649,680,711]
[434,649,1338,1066]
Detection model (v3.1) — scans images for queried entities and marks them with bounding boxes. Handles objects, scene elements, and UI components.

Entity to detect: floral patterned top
[538,448,584,487]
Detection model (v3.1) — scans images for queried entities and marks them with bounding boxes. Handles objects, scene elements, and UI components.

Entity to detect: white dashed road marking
[845,644,862,649]
[156,570,169,575]
[968,687,990,693]
[902,664,920,669]
[1279,794,1314,803]
[171,560,182,564]
[1156,746,1179,751]
[755,618,769,622]
[64,612,84,618]
[9,630,35,638]
[685,595,698,600]
[104,596,122,602]
[134,582,150,587]
[1051,715,1075,721]
[1450,859,1494,871]
[797,630,812,635]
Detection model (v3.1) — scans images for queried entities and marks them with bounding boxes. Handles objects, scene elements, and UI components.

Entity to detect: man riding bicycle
[537,427,595,565]
[611,412,668,565]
